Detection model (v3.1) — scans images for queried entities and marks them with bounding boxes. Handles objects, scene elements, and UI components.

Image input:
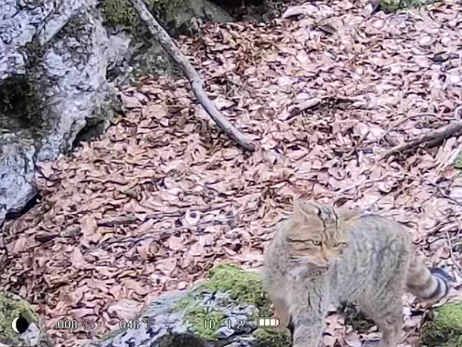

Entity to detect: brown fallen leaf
[156,258,177,276]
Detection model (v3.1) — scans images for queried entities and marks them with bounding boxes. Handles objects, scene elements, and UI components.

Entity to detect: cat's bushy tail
[406,257,451,303]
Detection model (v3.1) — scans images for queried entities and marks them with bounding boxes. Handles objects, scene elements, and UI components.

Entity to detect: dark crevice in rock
[4,194,41,221]
[73,93,124,147]
[0,75,48,141]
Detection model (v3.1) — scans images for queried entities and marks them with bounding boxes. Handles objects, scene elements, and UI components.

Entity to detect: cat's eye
[310,240,322,246]
[333,242,347,248]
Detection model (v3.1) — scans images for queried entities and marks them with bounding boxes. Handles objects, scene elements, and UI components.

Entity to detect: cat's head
[286,199,359,269]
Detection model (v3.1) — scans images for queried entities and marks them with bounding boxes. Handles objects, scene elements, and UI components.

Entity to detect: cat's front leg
[288,283,329,347]
[290,307,326,347]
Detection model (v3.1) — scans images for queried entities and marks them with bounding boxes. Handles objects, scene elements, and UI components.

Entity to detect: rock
[0,291,53,347]
[0,0,121,224]
[422,303,462,347]
[0,0,235,226]
[89,264,291,347]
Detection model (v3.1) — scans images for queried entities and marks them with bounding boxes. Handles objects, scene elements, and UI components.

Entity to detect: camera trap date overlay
[53,316,280,332]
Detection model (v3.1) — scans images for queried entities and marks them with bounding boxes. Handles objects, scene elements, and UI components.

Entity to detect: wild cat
[263,200,450,347]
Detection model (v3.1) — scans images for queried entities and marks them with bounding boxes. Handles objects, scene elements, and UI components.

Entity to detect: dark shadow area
[4,194,41,220]
[0,75,48,139]
[210,0,283,21]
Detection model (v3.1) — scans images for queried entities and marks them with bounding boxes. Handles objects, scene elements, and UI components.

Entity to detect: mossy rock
[172,264,272,340]
[0,291,53,346]
[94,264,291,346]
[99,0,233,34]
[380,0,440,12]
[253,327,291,347]
[172,264,290,345]
[455,152,462,170]
[422,303,462,347]
[99,0,171,29]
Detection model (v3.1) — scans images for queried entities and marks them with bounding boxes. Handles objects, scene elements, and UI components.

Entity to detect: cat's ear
[336,206,360,222]
[293,199,319,223]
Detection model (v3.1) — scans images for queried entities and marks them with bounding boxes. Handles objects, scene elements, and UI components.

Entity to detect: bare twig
[382,120,462,160]
[127,0,255,152]
[97,212,181,227]
[346,129,370,156]
[287,98,322,122]
[380,113,439,143]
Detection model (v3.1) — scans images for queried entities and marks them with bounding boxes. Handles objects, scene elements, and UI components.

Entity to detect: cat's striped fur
[262,200,450,347]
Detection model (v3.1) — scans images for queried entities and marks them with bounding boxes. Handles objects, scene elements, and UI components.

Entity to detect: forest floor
[1,0,462,346]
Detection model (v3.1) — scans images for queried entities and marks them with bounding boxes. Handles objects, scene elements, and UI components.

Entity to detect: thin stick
[346,129,370,156]
[127,0,255,152]
[382,121,462,159]
[380,113,439,142]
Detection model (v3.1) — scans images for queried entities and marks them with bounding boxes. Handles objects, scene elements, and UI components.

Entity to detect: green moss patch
[455,152,462,169]
[380,0,440,12]
[253,327,291,347]
[422,303,462,347]
[99,0,183,29]
[203,264,272,315]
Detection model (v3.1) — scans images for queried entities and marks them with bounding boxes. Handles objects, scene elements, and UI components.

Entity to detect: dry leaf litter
[1,0,462,346]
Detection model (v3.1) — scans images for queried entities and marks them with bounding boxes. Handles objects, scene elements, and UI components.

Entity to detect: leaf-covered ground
[1,0,462,346]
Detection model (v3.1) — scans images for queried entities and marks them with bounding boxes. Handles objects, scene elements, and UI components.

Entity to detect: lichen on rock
[422,303,462,347]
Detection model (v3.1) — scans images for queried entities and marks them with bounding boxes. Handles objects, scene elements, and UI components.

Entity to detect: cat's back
[347,214,412,250]
[333,214,413,302]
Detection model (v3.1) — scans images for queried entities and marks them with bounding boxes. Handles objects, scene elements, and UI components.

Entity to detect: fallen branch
[381,120,462,160]
[379,113,439,143]
[127,0,255,152]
